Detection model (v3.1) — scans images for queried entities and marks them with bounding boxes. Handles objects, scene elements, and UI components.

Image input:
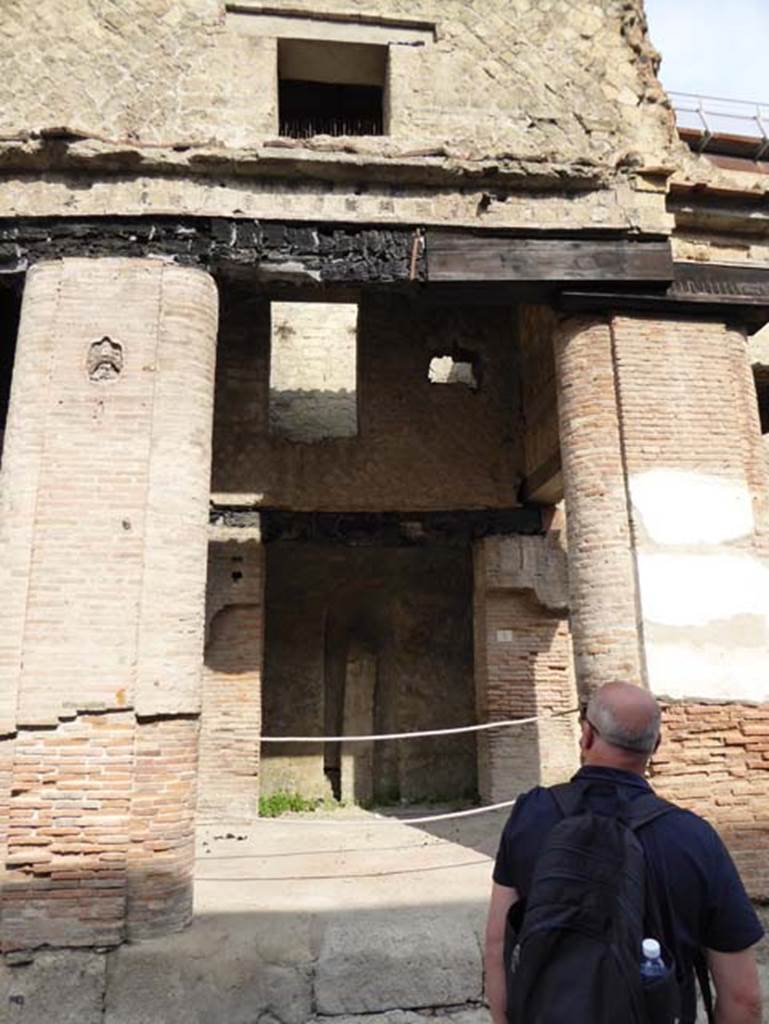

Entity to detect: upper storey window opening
[278,38,387,139]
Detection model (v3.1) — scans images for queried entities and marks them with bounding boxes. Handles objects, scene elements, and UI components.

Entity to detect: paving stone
[0,951,106,1024]
[314,909,483,1015]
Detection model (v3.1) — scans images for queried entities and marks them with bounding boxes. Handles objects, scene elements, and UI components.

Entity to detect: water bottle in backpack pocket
[641,938,681,1024]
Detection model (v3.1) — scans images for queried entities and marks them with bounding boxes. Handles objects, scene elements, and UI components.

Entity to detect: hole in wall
[428,350,480,390]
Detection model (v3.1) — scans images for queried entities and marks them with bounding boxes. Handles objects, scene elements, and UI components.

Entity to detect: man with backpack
[484,682,764,1024]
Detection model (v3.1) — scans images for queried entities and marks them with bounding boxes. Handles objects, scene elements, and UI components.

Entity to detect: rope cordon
[253,799,517,825]
[260,713,552,744]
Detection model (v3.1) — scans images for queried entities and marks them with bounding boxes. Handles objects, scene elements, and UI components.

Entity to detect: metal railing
[670,90,769,158]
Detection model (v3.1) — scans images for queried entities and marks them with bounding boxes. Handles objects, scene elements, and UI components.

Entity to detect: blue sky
[644,0,769,101]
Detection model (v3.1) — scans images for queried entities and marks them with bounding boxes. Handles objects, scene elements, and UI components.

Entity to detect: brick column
[611,317,769,704]
[553,316,644,693]
[554,312,769,897]
[0,259,218,949]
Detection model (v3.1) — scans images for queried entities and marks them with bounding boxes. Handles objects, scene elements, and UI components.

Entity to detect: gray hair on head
[586,688,661,755]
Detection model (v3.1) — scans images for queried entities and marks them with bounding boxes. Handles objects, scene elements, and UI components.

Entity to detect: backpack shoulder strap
[627,792,678,832]
[694,950,716,1024]
[549,781,587,819]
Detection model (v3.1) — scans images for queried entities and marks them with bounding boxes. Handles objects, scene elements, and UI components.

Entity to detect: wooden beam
[426,233,673,283]
[521,453,563,506]
[672,262,769,304]
[559,262,769,333]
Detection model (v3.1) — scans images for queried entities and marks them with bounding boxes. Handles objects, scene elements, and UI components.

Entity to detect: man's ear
[581,721,595,750]
[653,732,661,753]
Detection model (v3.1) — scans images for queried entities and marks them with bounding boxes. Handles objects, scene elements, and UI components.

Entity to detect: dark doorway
[261,541,477,805]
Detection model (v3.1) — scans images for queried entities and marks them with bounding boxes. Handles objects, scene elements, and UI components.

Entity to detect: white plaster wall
[630,469,754,545]
[630,469,769,702]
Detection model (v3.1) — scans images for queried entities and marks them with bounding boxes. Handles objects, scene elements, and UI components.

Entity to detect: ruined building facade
[1,0,769,950]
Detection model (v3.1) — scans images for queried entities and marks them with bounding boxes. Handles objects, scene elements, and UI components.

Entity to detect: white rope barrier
[260,715,542,744]
[253,799,516,825]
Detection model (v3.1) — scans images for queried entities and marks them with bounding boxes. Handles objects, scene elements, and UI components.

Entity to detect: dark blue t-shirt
[493,766,764,1023]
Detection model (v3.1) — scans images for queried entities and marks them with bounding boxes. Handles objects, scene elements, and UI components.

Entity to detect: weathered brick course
[474,534,579,802]
[653,701,769,899]
[199,536,264,820]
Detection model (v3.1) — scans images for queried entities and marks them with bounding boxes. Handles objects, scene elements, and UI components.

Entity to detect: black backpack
[504,781,690,1024]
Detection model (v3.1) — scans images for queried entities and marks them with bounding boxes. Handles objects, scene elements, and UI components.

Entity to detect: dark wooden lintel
[427,233,673,283]
[558,261,769,333]
[213,507,544,545]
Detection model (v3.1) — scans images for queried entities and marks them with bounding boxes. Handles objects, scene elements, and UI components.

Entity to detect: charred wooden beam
[209,507,544,545]
[0,217,422,283]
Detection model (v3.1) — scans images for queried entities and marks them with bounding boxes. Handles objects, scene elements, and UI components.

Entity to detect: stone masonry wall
[0,1,675,193]
[213,289,522,511]
[269,301,358,443]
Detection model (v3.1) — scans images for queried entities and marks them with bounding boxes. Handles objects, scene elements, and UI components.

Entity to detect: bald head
[585,683,661,758]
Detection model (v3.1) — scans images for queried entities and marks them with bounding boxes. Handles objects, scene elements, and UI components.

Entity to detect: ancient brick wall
[473,533,579,802]
[652,702,769,900]
[3,712,133,950]
[213,289,522,511]
[127,718,199,939]
[199,535,264,821]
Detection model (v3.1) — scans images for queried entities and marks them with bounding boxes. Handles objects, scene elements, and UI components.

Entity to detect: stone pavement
[2,805,503,1023]
[3,804,768,1022]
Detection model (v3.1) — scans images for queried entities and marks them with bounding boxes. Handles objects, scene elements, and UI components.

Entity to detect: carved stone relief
[87,336,123,382]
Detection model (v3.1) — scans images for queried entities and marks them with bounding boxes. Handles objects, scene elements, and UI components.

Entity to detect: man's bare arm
[484,882,518,1024]
[708,947,763,1024]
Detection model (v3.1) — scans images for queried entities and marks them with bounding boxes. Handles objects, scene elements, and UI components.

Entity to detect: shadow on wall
[0,280,22,466]
[269,388,358,443]
[199,604,263,820]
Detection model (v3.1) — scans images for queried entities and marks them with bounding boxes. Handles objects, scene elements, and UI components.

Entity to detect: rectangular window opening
[278,39,387,139]
[269,301,359,443]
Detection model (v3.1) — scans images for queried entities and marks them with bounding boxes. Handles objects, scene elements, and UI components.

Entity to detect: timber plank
[426,233,673,282]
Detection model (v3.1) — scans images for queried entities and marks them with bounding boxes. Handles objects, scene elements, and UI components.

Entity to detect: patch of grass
[258,791,345,817]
